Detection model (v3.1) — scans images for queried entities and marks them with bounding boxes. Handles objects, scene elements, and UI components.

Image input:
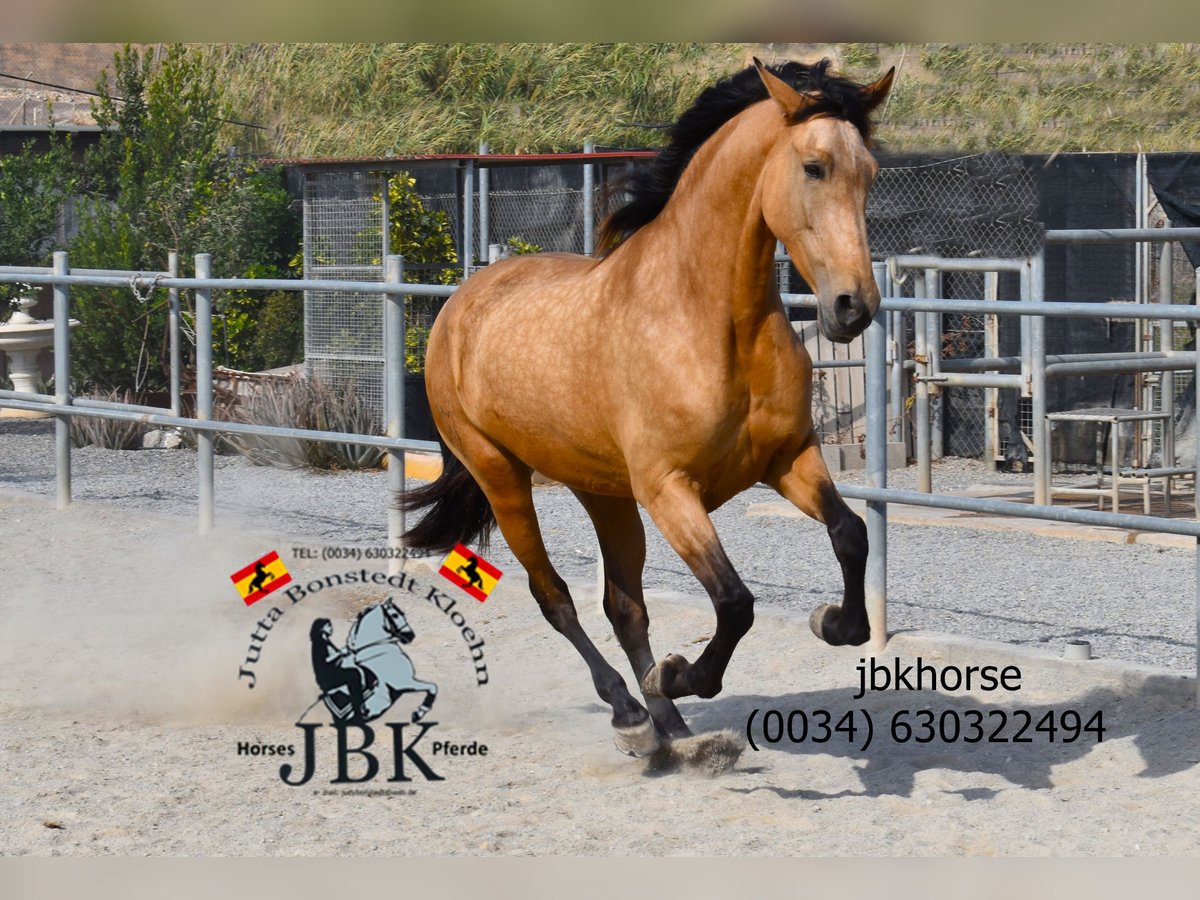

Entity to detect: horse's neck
[642,102,783,325]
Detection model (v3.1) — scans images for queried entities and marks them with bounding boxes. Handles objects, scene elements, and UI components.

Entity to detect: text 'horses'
[402,58,893,757]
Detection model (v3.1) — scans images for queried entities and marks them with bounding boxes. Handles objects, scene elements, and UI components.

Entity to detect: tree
[70,44,300,392]
[0,135,76,319]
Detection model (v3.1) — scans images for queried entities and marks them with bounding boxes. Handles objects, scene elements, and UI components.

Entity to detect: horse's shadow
[666,679,1199,799]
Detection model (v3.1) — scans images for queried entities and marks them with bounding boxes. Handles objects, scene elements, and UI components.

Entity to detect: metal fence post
[52,251,71,510]
[478,142,489,262]
[1031,251,1049,505]
[463,160,475,280]
[168,251,181,417]
[1159,242,1175,473]
[1195,264,1200,704]
[914,271,932,492]
[926,267,944,460]
[195,254,214,535]
[866,267,889,651]
[385,255,407,561]
[583,139,595,256]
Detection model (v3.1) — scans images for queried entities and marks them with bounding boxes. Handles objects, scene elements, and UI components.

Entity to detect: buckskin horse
[401,58,894,757]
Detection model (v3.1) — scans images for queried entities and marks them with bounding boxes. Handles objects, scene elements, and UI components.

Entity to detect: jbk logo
[233,572,492,789]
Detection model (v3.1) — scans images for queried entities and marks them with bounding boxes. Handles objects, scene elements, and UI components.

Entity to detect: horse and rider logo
[231,550,292,606]
[302,597,438,725]
[439,544,502,602]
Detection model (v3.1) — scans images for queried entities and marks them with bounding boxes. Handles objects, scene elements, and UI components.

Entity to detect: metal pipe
[1,271,458,297]
[385,255,407,560]
[943,351,1198,372]
[478,143,489,262]
[0,388,53,403]
[583,140,595,256]
[919,373,1024,389]
[927,268,943,460]
[74,396,170,416]
[463,159,474,280]
[1046,227,1200,244]
[195,254,214,535]
[891,308,905,447]
[0,395,440,452]
[810,358,867,369]
[914,274,931,493]
[0,266,170,277]
[836,483,1200,539]
[845,296,1200,322]
[52,251,71,511]
[168,251,181,417]
[865,265,888,651]
[1031,251,1049,505]
[1045,358,1200,377]
[1160,242,1175,473]
[1020,259,1033,398]
[890,255,1027,273]
[984,269,999,470]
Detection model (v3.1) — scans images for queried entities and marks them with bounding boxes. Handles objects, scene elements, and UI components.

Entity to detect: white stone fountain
[0,293,80,417]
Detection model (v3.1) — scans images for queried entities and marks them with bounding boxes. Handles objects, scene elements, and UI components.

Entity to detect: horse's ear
[860,66,896,114]
[753,57,814,120]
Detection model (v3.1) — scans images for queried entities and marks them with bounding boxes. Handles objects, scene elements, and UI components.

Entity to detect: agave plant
[226,374,384,470]
[69,388,145,450]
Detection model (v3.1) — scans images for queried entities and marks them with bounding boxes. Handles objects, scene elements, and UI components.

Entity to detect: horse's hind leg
[573,490,691,740]
[636,476,755,701]
[765,435,870,646]
[468,445,658,756]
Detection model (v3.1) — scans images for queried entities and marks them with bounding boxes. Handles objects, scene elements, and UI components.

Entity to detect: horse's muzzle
[400,631,414,644]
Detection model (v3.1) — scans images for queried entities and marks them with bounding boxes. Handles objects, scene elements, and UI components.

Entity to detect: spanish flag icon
[230,550,292,606]
[439,544,502,602]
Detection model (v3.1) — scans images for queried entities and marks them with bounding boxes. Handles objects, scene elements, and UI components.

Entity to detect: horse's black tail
[398,440,497,554]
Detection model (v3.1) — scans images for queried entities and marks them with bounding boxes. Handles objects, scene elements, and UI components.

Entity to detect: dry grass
[207,42,1200,157]
[208,43,743,157]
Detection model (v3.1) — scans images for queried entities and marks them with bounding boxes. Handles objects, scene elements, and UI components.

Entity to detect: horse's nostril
[834,293,856,324]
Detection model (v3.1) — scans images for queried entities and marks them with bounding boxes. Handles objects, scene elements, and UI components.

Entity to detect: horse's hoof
[613,718,661,758]
[810,603,843,645]
[412,705,431,723]
[810,604,869,646]
[641,654,690,699]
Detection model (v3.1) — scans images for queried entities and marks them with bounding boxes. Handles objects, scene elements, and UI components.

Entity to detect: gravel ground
[3,418,1200,857]
[1,419,1194,672]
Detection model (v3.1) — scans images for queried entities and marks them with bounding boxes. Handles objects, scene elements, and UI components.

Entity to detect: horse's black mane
[597,59,873,255]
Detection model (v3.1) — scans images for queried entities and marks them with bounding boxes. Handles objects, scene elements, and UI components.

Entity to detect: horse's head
[381,597,415,645]
[755,59,894,343]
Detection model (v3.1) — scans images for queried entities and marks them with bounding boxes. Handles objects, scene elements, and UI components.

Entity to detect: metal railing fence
[5,230,1200,698]
[0,252,442,548]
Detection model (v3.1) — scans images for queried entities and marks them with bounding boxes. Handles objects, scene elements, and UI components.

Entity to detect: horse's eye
[804,163,824,181]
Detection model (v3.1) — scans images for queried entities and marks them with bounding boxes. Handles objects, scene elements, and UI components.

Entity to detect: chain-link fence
[302,170,387,420]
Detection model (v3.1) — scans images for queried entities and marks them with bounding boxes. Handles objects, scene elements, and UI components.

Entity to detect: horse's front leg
[765,435,870,646]
[638,475,754,701]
